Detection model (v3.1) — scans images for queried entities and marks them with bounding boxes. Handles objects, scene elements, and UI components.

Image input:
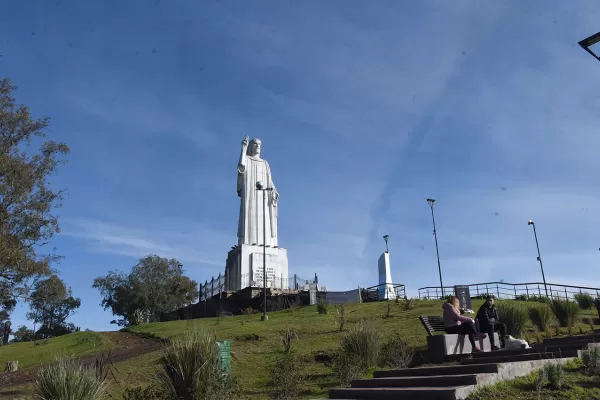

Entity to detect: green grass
[0,332,111,370]
[124,299,444,398]
[467,359,600,400]
[122,299,598,399]
[1,299,599,400]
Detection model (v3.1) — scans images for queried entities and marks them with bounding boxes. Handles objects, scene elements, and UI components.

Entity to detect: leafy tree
[0,77,69,321]
[2,320,11,345]
[11,324,34,342]
[36,322,79,338]
[26,275,81,338]
[93,255,198,326]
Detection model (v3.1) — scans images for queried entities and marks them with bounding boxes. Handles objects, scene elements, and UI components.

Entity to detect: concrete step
[466,343,586,358]
[329,387,462,400]
[460,350,578,365]
[374,363,498,378]
[352,374,479,388]
[542,334,600,344]
[543,336,600,345]
[544,341,594,351]
[467,347,539,358]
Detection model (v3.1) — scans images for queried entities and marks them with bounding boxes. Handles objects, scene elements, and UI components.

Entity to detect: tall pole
[528,221,549,298]
[427,199,444,297]
[262,189,268,321]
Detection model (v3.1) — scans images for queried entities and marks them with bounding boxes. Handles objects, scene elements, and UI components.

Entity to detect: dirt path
[0,331,164,393]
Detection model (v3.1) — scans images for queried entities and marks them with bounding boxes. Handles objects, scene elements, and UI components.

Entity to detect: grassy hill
[0,298,598,399]
[0,332,110,370]
[126,299,445,399]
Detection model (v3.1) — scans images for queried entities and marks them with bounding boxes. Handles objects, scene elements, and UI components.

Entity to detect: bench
[419,315,499,360]
[419,316,446,336]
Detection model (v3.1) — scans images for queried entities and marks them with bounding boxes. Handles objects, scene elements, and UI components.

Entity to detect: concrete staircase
[323,334,600,400]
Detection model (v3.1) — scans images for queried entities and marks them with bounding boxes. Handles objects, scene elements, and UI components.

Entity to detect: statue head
[247,138,262,157]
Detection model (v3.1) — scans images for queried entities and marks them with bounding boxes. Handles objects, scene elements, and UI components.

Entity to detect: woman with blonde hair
[442,295,486,352]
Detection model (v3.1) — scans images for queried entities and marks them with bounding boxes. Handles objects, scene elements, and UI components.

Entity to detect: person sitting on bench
[443,295,486,353]
[476,295,506,350]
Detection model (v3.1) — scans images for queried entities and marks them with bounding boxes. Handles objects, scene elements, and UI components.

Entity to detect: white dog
[502,335,531,350]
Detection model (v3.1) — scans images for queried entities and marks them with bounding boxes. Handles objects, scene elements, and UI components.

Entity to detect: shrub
[516,294,550,303]
[281,327,298,354]
[582,347,600,377]
[383,302,392,319]
[496,302,529,337]
[316,300,328,315]
[379,334,414,369]
[333,304,355,332]
[594,298,600,320]
[550,299,581,330]
[574,293,595,310]
[35,358,107,400]
[156,330,236,400]
[123,385,162,400]
[339,319,381,370]
[528,304,554,332]
[544,363,565,389]
[530,295,550,303]
[400,298,415,311]
[268,354,307,400]
[332,352,364,386]
[535,367,546,396]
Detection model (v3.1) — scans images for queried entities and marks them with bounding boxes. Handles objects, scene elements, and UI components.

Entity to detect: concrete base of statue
[225,244,289,292]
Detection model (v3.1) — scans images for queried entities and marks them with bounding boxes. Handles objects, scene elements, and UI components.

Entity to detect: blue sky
[1,1,600,332]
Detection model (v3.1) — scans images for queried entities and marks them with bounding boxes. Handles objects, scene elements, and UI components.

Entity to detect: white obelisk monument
[225,136,289,291]
[378,251,396,300]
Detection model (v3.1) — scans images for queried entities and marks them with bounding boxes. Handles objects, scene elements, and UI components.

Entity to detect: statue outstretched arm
[237,136,249,195]
[238,135,249,173]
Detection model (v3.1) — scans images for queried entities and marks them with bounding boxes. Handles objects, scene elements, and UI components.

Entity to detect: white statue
[237,136,279,247]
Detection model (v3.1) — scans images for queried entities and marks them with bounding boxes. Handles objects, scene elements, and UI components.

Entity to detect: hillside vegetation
[0,332,110,370]
[0,298,598,399]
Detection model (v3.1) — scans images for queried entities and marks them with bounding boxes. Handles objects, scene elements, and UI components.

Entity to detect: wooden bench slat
[420,315,446,336]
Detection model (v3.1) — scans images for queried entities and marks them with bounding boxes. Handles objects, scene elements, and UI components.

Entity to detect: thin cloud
[63,218,227,268]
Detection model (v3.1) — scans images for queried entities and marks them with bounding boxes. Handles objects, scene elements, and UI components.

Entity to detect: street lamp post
[383,235,389,253]
[527,220,549,298]
[256,181,273,321]
[579,32,600,63]
[427,198,444,298]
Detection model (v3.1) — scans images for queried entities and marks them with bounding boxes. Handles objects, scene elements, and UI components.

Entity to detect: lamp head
[528,220,534,226]
[256,181,264,190]
[426,198,435,207]
[579,32,600,63]
[383,235,389,242]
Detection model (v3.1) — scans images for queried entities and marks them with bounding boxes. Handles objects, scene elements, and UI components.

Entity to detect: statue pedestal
[378,252,396,300]
[225,244,289,292]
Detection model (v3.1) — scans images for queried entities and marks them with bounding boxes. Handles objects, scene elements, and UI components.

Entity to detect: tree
[2,320,11,345]
[93,255,198,326]
[26,275,81,338]
[0,77,69,321]
[11,324,34,342]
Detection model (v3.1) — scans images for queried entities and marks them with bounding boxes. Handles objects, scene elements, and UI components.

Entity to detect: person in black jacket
[476,295,506,350]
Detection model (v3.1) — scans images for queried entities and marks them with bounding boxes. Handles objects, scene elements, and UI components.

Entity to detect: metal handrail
[418,281,600,300]
[362,283,406,301]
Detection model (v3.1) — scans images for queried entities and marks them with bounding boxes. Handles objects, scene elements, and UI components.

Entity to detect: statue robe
[237,155,278,247]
